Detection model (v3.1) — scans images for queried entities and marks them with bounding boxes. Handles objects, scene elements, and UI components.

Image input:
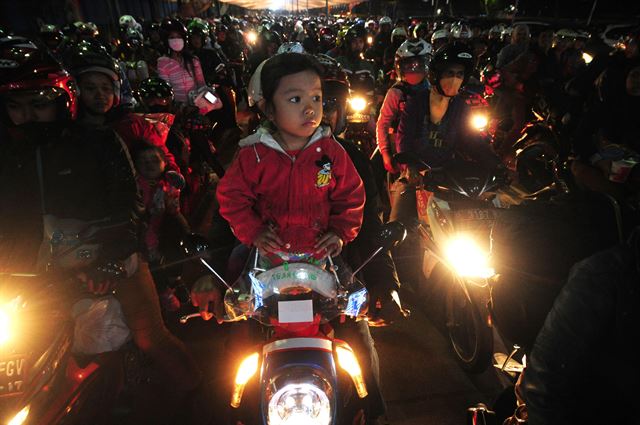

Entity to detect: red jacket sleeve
[327,141,365,243]
[216,148,266,246]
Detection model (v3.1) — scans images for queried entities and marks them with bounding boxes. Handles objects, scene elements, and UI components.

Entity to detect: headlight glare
[471,113,489,131]
[0,306,12,345]
[445,235,495,278]
[349,96,367,112]
[268,383,331,425]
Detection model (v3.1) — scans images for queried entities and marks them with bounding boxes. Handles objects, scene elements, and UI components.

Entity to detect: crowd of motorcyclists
[1,9,639,425]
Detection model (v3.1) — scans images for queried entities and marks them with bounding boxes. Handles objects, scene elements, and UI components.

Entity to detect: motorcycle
[343,69,378,159]
[0,265,135,425]
[179,222,407,425]
[393,153,506,373]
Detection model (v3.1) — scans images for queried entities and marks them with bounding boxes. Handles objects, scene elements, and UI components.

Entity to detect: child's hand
[315,231,344,258]
[254,226,284,254]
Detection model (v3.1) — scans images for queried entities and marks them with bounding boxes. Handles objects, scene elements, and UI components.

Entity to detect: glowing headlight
[367,36,373,45]
[445,235,495,279]
[268,383,331,425]
[348,96,367,112]
[8,406,29,425]
[231,352,259,408]
[582,52,593,64]
[470,113,489,131]
[0,306,12,345]
[246,31,258,44]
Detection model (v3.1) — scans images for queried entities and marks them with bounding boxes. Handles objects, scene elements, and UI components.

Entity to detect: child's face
[78,72,115,115]
[270,70,323,145]
[135,149,166,181]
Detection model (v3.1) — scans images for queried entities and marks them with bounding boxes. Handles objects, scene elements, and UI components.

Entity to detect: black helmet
[138,77,174,100]
[428,41,474,96]
[260,29,282,46]
[38,24,65,51]
[345,24,367,44]
[160,18,187,41]
[68,41,122,104]
[0,37,78,122]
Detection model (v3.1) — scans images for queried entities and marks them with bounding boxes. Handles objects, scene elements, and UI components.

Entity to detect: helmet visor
[399,56,429,74]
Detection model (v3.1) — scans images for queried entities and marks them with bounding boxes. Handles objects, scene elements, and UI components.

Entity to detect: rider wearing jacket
[520,228,640,425]
[396,42,501,170]
[0,38,202,424]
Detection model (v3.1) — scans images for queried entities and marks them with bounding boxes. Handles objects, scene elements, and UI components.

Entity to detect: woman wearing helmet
[0,38,203,423]
[391,41,502,221]
[377,39,432,173]
[157,18,206,105]
[382,27,409,76]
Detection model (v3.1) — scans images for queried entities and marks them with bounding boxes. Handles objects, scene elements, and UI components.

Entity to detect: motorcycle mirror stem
[350,221,407,278]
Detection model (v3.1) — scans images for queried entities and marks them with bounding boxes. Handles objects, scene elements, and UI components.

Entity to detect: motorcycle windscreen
[261,345,338,425]
[224,262,368,326]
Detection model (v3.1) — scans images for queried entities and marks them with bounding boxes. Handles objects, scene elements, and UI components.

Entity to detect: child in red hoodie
[217,53,365,263]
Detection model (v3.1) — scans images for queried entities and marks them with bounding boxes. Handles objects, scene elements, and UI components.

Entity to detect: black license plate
[454,208,495,221]
[0,355,27,397]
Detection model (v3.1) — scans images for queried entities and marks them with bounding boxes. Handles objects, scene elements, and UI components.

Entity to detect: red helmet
[0,36,78,121]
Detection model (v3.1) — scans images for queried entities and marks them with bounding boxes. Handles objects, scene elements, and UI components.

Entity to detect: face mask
[168,38,184,52]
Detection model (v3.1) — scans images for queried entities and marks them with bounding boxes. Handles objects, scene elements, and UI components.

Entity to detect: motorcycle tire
[445,276,493,373]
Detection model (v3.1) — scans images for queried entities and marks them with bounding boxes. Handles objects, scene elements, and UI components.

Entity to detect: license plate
[454,208,495,221]
[0,355,27,397]
[347,113,370,123]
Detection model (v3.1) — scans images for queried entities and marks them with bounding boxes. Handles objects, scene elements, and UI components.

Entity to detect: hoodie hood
[239,124,332,154]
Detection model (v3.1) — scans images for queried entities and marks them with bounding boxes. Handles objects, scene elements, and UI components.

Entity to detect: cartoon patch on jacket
[315,154,333,188]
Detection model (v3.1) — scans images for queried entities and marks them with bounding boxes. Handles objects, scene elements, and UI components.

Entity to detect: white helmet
[119,15,138,30]
[365,19,376,29]
[452,24,472,39]
[391,27,408,40]
[277,42,306,54]
[501,26,513,39]
[247,59,266,110]
[489,24,506,35]
[379,16,392,26]
[431,29,450,44]
[555,28,578,39]
[395,39,433,59]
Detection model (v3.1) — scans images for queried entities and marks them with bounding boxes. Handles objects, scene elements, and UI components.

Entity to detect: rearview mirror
[376,221,407,251]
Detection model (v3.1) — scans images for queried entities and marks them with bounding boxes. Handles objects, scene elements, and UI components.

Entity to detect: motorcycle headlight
[470,113,489,131]
[445,235,495,279]
[268,382,331,425]
[582,52,593,64]
[348,96,367,113]
[367,35,373,45]
[0,306,13,345]
[246,31,258,44]
[7,406,29,425]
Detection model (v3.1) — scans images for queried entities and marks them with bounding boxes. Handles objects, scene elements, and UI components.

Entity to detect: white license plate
[454,208,495,221]
[0,355,27,397]
[278,300,313,324]
[347,113,370,123]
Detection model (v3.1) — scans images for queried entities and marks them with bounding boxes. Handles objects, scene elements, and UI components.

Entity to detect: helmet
[489,24,506,37]
[345,24,367,44]
[277,42,305,54]
[125,27,144,46]
[452,24,472,39]
[68,41,122,105]
[395,39,433,76]
[413,22,429,39]
[431,29,450,44]
[379,16,392,26]
[160,18,188,42]
[316,53,349,89]
[335,27,349,47]
[187,18,210,38]
[138,77,174,109]
[480,64,503,90]
[365,19,376,29]
[391,27,408,42]
[119,15,138,31]
[0,37,78,121]
[38,24,65,50]
[320,26,335,40]
[555,28,578,39]
[260,29,282,47]
[75,21,99,39]
[428,41,474,96]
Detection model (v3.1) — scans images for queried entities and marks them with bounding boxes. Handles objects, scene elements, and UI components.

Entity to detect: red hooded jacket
[217,126,365,253]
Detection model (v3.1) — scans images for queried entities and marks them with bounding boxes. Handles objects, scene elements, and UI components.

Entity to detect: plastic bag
[71,296,131,355]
